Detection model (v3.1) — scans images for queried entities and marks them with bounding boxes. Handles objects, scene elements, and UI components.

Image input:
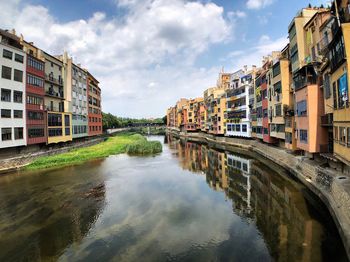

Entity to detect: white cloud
[246,0,274,9]
[1,0,233,117]
[228,35,288,71]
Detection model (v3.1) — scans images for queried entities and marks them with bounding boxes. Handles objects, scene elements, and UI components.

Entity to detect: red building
[87,72,102,136]
[25,48,47,145]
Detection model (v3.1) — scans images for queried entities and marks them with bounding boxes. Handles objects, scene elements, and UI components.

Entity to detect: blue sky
[0,0,330,118]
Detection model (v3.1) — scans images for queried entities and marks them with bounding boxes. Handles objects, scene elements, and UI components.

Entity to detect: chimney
[244,65,248,72]
[11,29,16,36]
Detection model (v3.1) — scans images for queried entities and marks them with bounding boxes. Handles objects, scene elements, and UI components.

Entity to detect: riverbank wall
[167,128,350,259]
[0,137,105,174]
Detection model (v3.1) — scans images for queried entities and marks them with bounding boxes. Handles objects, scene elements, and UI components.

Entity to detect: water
[0,135,347,261]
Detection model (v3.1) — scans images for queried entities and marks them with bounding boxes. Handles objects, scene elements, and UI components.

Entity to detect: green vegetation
[26,133,162,171]
[102,112,166,130]
[126,138,163,155]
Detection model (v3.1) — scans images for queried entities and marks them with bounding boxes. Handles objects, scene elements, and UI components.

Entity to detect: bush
[126,140,162,155]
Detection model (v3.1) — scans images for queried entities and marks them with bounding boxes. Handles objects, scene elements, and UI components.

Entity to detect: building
[226,68,256,138]
[175,98,188,129]
[61,55,89,139]
[87,71,102,136]
[43,52,72,144]
[0,29,26,149]
[289,8,329,156]
[329,0,350,165]
[21,39,47,145]
[268,47,295,149]
[166,106,176,128]
[204,87,226,135]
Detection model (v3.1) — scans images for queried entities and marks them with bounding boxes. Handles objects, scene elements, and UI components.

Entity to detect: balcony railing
[46,89,64,99]
[45,105,64,112]
[45,74,64,86]
[321,113,333,127]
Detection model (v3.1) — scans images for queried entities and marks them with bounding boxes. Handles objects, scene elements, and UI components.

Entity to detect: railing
[46,90,64,98]
[45,105,64,112]
[45,74,64,86]
[321,114,333,126]
[318,35,329,55]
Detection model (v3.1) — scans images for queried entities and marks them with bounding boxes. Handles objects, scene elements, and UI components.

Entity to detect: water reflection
[0,162,106,261]
[167,136,347,262]
[0,136,346,261]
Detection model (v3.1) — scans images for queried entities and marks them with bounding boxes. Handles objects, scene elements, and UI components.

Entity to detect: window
[48,114,62,127]
[272,62,281,77]
[14,69,23,82]
[65,127,70,136]
[274,81,282,94]
[300,129,308,143]
[13,110,22,118]
[1,66,11,80]
[297,100,307,116]
[1,109,11,118]
[324,73,331,99]
[264,128,269,134]
[28,128,45,138]
[236,125,241,132]
[15,54,24,63]
[28,56,44,71]
[27,95,43,105]
[1,128,11,141]
[1,89,11,102]
[14,127,23,140]
[3,49,12,60]
[347,128,350,147]
[65,115,70,126]
[13,91,22,103]
[227,124,232,132]
[275,104,282,116]
[339,127,346,144]
[28,111,44,120]
[48,128,62,137]
[337,74,348,109]
[242,124,247,132]
[334,126,339,142]
[27,74,44,87]
[286,132,292,144]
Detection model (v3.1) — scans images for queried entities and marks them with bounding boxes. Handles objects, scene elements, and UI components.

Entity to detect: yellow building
[331,3,350,164]
[204,87,226,135]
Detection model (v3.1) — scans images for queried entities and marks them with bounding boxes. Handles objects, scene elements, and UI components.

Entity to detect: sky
[0,0,331,118]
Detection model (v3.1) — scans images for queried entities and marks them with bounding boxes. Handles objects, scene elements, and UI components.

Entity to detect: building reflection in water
[0,162,106,261]
[166,135,334,262]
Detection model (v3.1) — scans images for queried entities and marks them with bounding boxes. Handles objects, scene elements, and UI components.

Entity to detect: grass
[25,133,162,171]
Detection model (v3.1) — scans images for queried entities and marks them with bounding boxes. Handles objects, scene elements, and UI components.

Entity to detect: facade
[225,68,255,138]
[269,48,295,149]
[204,87,226,135]
[68,59,88,139]
[21,40,47,145]
[166,106,176,128]
[43,52,72,144]
[87,72,102,136]
[290,8,329,155]
[0,30,26,149]
[330,0,350,164]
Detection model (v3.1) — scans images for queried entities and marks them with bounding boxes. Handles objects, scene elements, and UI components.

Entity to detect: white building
[225,69,253,138]
[0,30,26,149]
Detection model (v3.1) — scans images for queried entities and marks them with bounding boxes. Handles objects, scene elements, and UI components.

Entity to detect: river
[0,135,347,261]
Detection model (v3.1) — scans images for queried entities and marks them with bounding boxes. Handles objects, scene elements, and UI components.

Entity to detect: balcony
[46,89,64,99]
[293,65,318,91]
[321,113,333,127]
[45,74,64,86]
[318,35,330,55]
[45,105,64,112]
